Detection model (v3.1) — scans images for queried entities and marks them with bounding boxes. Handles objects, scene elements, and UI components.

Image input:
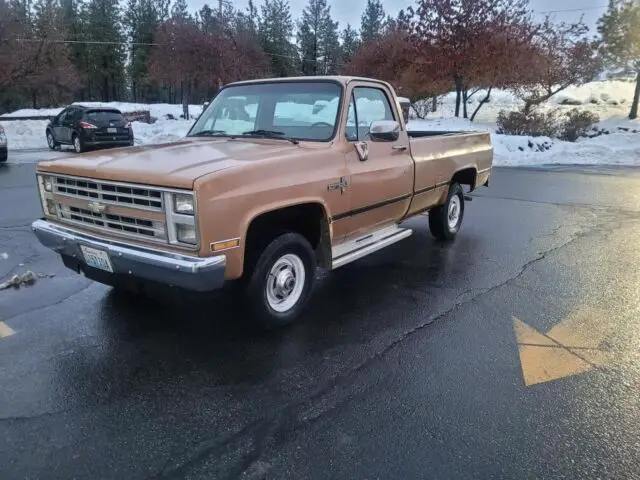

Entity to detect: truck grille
[54,176,163,211]
[50,174,168,243]
[58,205,166,240]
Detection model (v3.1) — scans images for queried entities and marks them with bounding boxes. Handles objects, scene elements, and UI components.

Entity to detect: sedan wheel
[73,135,82,153]
[46,132,56,150]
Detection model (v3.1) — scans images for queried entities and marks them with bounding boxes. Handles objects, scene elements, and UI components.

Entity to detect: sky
[187,0,608,34]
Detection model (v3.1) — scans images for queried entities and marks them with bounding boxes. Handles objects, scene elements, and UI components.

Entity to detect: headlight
[173,193,194,215]
[176,224,197,244]
[37,174,56,217]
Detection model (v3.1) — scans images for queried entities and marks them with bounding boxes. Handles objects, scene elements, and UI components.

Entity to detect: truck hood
[37,138,300,189]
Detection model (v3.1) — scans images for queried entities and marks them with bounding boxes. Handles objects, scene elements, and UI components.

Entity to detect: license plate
[80,245,113,273]
[107,127,117,133]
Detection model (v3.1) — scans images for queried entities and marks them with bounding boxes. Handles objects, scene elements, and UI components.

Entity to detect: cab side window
[345,86,396,141]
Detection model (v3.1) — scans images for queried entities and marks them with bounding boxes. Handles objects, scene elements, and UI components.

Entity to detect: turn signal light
[211,239,239,252]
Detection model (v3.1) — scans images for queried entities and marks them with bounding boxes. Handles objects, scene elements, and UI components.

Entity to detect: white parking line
[0,321,15,338]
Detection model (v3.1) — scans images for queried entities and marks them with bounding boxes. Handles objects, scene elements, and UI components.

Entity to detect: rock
[618,127,630,132]
[20,271,37,285]
[527,140,534,149]
[0,275,21,290]
[518,146,525,151]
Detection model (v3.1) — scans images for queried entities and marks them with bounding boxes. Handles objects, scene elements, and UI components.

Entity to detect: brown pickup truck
[32,76,493,328]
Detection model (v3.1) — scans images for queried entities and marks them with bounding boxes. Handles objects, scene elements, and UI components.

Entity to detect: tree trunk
[470,87,492,122]
[630,70,640,120]
[31,89,37,109]
[454,76,463,117]
[431,96,437,113]
[462,89,468,119]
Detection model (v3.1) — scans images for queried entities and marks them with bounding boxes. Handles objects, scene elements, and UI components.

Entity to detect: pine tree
[340,24,360,69]
[125,0,169,102]
[359,0,385,44]
[259,0,297,76]
[297,0,340,75]
[84,0,127,101]
[598,0,640,118]
[170,0,191,22]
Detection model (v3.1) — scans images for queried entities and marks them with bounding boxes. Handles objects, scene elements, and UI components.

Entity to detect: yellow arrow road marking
[0,321,15,338]
[513,309,634,387]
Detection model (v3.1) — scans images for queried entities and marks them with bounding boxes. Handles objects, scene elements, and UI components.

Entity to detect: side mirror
[369,120,400,142]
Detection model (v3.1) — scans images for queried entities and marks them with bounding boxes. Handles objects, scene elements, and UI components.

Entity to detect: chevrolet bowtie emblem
[87,201,106,214]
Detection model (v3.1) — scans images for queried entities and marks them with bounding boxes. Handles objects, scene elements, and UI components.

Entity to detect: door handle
[392,145,407,151]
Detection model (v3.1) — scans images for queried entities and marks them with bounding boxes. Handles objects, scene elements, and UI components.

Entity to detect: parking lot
[1,159,640,479]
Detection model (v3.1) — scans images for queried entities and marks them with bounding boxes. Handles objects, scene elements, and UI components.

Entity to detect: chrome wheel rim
[74,137,80,152]
[447,195,461,230]
[265,253,306,313]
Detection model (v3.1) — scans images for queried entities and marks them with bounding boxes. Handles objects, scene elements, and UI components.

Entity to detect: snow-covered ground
[1,79,639,167]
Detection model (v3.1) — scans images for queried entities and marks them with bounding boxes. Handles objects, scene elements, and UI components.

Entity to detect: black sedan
[46,105,134,153]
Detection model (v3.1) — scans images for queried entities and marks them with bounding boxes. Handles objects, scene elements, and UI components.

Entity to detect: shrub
[559,109,600,141]
[496,109,561,137]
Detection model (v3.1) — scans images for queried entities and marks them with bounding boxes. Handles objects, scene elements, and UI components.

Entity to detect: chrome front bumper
[31,219,226,292]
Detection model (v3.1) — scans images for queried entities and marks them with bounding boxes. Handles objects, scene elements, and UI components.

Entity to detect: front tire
[429,182,465,241]
[244,233,316,330]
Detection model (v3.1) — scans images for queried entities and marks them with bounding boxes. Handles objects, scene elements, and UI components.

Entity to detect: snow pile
[1,120,49,149]
[407,115,640,167]
[130,118,193,145]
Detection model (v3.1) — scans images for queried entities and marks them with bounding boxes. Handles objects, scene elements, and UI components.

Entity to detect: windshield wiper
[236,129,299,145]
[189,129,228,137]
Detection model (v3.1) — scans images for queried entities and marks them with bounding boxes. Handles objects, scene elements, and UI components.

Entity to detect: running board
[331,225,413,270]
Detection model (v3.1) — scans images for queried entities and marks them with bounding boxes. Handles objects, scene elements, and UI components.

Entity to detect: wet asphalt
[1,157,640,479]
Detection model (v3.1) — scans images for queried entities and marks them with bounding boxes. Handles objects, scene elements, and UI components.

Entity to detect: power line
[6,37,303,61]
[533,5,608,14]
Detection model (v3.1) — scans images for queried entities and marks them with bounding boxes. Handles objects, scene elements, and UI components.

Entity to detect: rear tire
[72,134,84,153]
[243,232,316,330]
[429,183,465,241]
[46,130,58,150]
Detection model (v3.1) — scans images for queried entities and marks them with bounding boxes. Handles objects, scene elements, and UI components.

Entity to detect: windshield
[188,81,342,142]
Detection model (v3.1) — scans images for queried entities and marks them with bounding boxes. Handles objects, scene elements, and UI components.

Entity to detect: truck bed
[407,129,493,195]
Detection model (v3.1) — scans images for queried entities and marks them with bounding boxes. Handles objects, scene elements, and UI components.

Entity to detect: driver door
[341,84,414,240]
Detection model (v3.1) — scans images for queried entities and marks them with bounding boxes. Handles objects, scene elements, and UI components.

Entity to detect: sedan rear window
[84,110,125,122]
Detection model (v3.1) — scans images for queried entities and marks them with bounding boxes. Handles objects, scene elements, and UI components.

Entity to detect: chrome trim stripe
[477,167,492,174]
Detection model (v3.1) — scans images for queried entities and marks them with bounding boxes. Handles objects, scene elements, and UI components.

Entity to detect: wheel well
[451,167,477,192]
[244,203,331,273]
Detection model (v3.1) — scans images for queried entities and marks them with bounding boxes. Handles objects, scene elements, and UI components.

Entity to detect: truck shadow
[85,223,484,384]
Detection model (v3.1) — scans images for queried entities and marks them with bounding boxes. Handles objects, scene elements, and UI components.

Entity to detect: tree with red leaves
[411,0,536,118]
[344,20,450,116]
[0,0,80,107]
[516,17,601,114]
